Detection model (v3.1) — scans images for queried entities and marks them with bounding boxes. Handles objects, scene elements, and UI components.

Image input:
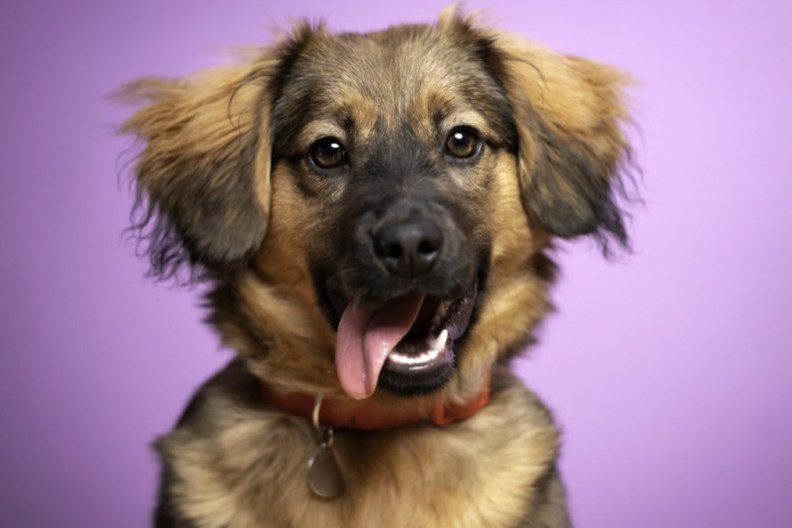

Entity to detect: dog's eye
[444,127,482,159]
[309,137,348,169]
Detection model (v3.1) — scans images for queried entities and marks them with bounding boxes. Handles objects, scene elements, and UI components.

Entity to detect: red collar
[261,376,491,430]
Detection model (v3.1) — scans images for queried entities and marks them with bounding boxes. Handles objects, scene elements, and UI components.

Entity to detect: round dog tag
[307,446,345,499]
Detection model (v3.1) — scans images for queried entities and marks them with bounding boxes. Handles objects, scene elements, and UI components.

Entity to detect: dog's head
[121,10,632,402]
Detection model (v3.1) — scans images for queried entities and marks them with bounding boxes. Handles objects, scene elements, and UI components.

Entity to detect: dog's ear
[118,53,282,280]
[489,33,634,249]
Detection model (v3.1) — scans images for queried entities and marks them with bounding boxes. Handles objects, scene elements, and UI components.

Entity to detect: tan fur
[120,58,274,207]
[121,9,632,528]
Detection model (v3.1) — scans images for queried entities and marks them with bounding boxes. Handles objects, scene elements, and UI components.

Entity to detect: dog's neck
[261,376,491,430]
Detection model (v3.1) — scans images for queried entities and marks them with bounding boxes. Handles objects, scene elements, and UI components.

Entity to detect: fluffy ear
[118,53,280,280]
[491,33,634,249]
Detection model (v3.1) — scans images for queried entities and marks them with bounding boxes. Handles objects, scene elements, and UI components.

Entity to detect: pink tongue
[335,293,425,399]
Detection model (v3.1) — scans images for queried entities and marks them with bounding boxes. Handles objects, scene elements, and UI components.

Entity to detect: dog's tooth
[423,347,442,361]
[387,330,449,368]
[388,346,443,367]
[428,329,449,351]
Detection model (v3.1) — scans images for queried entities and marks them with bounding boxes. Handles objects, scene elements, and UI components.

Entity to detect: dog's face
[121,12,631,402]
[268,24,522,398]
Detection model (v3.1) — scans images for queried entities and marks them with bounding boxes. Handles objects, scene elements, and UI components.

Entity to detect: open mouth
[331,283,478,399]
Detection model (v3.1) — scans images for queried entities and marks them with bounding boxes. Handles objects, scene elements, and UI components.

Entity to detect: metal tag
[307,444,345,499]
[307,398,345,499]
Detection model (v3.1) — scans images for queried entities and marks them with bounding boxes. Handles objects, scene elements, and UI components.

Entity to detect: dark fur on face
[120,8,633,527]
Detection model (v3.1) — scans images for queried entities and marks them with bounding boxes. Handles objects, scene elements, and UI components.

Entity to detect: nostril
[383,241,404,259]
[374,229,402,259]
[418,237,440,256]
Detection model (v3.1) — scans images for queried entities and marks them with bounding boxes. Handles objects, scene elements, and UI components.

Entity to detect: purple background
[2,0,791,526]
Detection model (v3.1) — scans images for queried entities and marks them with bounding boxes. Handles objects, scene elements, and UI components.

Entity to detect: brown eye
[309,137,348,169]
[444,127,482,159]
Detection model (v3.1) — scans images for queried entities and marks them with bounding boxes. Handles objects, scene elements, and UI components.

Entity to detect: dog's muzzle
[319,199,484,399]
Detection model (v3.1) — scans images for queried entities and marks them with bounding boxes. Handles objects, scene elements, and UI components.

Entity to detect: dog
[120,8,633,527]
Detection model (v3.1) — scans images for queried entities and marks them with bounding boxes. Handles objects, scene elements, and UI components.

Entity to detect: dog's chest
[158,383,558,528]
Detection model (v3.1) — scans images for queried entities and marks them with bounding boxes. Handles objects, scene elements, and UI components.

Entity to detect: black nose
[373,219,443,277]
